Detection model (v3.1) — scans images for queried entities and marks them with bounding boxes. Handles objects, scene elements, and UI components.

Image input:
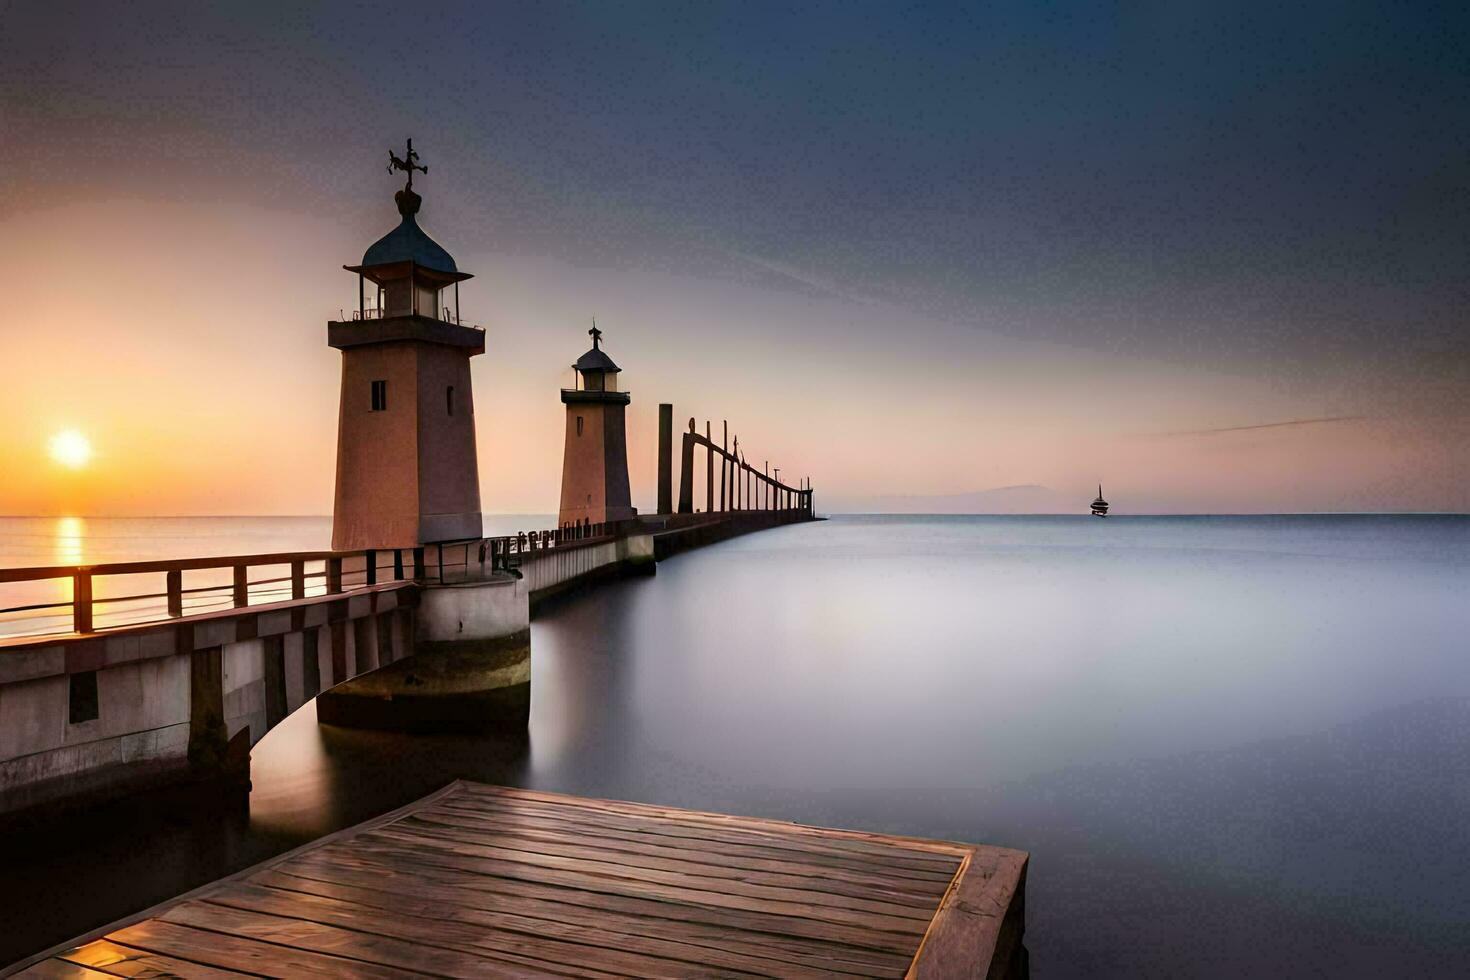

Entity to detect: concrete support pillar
[316,576,531,734]
[187,643,249,789]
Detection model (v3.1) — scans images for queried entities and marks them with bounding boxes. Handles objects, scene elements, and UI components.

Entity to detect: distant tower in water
[1091,485,1110,517]
[328,139,483,550]
[558,325,634,530]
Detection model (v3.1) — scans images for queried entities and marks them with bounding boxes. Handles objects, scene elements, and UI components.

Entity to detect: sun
[50,430,93,469]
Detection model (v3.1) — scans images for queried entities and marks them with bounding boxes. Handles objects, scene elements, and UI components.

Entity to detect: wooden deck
[12,782,1027,978]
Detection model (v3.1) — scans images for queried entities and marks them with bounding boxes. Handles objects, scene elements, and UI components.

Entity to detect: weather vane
[589,319,603,349]
[387,138,428,189]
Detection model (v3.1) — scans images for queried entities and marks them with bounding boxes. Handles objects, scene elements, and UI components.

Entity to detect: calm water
[2,515,1468,975]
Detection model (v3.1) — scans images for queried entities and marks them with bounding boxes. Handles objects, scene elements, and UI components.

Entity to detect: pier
[11,782,1028,978]
[0,508,812,814]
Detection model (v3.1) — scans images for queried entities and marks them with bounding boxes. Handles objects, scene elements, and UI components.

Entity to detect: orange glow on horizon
[0,199,1465,516]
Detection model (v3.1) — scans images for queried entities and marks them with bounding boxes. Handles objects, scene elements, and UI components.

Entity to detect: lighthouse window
[370,380,387,412]
[576,416,584,437]
[446,385,455,416]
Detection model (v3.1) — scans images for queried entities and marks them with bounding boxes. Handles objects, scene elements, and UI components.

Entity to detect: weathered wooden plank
[432,799,964,875]
[408,807,957,893]
[155,904,587,979]
[212,880,802,979]
[53,939,248,979]
[908,849,1029,980]
[431,797,960,881]
[14,961,115,980]
[361,825,937,924]
[392,812,947,907]
[287,847,925,957]
[251,865,909,977]
[103,919,421,979]
[443,791,966,871]
[318,836,928,949]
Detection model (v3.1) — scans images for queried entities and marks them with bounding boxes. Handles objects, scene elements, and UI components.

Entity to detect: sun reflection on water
[54,516,86,566]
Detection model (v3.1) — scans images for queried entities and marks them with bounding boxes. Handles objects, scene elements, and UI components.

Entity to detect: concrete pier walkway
[11,781,1027,978]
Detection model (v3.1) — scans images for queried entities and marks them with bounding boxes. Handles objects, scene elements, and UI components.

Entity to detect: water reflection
[53,516,85,566]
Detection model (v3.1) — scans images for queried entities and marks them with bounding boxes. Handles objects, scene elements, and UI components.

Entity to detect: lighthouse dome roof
[575,347,621,373]
[362,214,458,273]
[360,185,459,274]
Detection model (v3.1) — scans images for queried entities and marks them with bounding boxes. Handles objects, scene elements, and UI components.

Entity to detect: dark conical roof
[575,347,621,373]
[360,185,459,274]
[575,325,620,372]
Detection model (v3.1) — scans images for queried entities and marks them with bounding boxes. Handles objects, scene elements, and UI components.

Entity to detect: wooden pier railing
[0,525,624,642]
[672,415,814,517]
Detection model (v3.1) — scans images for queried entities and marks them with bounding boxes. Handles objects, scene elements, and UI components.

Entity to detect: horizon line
[2,511,1465,519]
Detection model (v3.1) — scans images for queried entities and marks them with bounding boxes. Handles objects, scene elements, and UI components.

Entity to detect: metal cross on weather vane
[387,138,428,189]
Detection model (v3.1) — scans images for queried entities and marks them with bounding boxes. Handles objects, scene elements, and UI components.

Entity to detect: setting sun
[49,430,92,469]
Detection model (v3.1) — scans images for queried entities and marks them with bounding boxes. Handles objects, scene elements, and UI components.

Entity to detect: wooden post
[658,404,673,515]
[290,561,305,600]
[677,427,695,514]
[326,557,343,594]
[705,421,713,514]
[232,564,248,608]
[412,547,425,580]
[365,549,377,586]
[393,549,404,580]
[720,422,728,512]
[167,569,183,617]
[73,570,92,634]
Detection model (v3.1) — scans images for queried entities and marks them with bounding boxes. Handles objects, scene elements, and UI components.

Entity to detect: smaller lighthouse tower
[558,326,634,530]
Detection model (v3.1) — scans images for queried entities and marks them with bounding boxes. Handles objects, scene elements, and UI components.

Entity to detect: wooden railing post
[658,403,673,515]
[393,549,404,580]
[232,564,248,608]
[720,421,728,512]
[326,557,342,594]
[705,421,714,514]
[167,569,183,617]
[365,549,377,586]
[73,570,92,634]
[290,560,305,600]
[677,428,695,514]
[412,547,425,580]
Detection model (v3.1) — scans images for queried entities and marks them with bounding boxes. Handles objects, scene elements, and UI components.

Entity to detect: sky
[1,0,1466,515]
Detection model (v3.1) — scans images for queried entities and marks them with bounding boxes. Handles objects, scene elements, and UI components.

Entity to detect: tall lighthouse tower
[558,326,634,530]
[328,140,483,550]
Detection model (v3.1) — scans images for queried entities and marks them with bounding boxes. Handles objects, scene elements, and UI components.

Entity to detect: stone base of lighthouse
[316,576,531,733]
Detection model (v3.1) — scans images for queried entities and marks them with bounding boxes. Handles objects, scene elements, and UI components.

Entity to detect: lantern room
[571,326,621,391]
[343,182,472,325]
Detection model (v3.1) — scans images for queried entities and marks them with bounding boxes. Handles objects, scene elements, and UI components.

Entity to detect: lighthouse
[328,140,484,550]
[558,326,634,530]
